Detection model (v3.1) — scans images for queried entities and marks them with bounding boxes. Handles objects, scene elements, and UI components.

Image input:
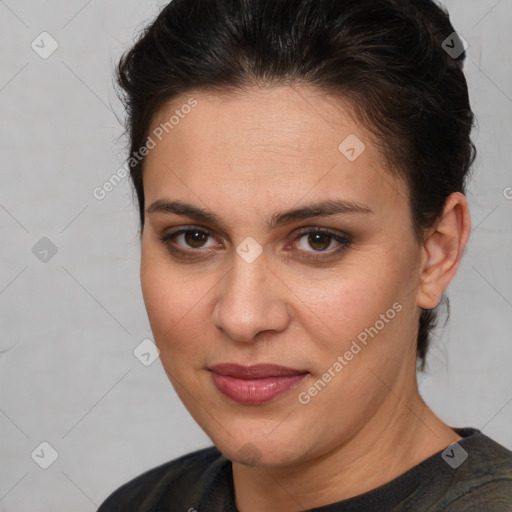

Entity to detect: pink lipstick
[209,363,309,405]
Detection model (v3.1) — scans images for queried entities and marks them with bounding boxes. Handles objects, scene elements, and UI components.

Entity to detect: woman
[98,0,512,510]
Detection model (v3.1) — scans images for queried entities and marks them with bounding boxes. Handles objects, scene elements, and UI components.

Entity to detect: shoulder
[434,427,512,511]
[97,445,229,512]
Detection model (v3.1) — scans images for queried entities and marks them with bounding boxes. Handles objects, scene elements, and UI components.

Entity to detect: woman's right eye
[158,227,218,257]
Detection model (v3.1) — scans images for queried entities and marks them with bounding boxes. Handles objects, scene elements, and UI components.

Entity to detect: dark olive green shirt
[97,427,512,511]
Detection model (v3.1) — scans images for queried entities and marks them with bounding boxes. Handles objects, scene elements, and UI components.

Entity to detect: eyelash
[158,226,352,262]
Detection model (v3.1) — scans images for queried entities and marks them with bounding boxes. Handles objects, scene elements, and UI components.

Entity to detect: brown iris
[183,230,209,248]
[307,233,331,251]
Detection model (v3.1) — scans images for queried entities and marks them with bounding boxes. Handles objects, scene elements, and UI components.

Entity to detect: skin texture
[139,85,471,512]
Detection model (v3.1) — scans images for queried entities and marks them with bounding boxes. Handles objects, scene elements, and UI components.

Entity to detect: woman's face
[140,85,425,467]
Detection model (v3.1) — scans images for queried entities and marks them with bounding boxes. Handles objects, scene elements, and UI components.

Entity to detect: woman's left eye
[158,226,352,260]
[291,228,352,261]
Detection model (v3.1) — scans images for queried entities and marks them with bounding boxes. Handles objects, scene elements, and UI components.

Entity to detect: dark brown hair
[115,0,476,371]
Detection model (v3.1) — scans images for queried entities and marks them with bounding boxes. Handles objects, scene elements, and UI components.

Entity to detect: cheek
[286,252,413,350]
[288,266,413,429]
[140,250,216,367]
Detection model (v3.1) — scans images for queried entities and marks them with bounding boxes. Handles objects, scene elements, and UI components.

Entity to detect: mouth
[208,363,310,405]
[209,363,309,378]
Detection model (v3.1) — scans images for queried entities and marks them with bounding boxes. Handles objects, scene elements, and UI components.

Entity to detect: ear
[417,192,471,310]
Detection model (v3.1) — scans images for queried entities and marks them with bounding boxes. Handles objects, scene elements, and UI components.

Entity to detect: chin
[214,433,304,468]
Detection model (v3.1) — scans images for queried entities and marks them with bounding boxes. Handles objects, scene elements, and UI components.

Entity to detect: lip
[209,363,308,378]
[209,363,310,405]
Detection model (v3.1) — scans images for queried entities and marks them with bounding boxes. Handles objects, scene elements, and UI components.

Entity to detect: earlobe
[417,192,471,310]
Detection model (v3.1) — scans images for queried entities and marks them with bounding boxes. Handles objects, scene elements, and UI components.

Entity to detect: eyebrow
[146,198,374,230]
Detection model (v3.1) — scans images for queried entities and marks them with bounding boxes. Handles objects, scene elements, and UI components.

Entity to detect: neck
[232,386,461,512]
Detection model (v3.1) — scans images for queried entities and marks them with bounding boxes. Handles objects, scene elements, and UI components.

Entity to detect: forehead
[143,85,407,215]
[149,85,365,157]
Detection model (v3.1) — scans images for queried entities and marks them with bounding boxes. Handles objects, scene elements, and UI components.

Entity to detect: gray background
[0,1,511,510]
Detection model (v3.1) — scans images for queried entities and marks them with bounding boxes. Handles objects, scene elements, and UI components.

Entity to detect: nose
[211,250,291,343]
